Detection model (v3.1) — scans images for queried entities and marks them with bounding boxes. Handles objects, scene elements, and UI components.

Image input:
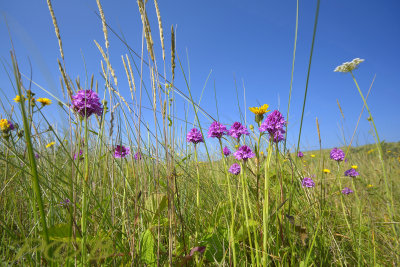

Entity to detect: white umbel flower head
[334,58,365,73]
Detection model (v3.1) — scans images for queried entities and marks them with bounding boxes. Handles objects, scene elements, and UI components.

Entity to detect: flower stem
[81,116,89,264]
[350,72,397,238]
[262,141,273,266]
[219,139,237,266]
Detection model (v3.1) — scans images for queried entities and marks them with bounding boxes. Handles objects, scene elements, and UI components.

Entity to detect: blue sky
[0,0,399,151]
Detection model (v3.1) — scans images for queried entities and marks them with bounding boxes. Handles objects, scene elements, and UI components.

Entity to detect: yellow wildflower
[367,184,373,188]
[0,119,10,131]
[311,154,315,158]
[351,165,358,169]
[323,169,330,174]
[46,142,55,148]
[37,98,52,106]
[367,149,374,154]
[13,95,24,103]
[249,104,270,115]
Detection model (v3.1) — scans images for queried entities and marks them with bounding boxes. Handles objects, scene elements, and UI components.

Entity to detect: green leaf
[140,229,156,266]
[152,195,168,222]
[41,223,79,242]
[235,220,259,242]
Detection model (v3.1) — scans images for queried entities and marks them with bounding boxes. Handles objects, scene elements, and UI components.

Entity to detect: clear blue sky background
[0,0,399,151]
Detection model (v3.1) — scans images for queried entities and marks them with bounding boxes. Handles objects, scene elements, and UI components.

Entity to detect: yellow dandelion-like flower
[13,95,24,103]
[0,119,10,131]
[387,150,391,153]
[367,184,373,188]
[260,151,264,155]
[37,98,52,106]
[311,154,316,158]
[249,104,270,115]
[351,165,358,169]
[46,142,55,148]
[323,169,331,174]
[303,160,306,163]
[367,149,375,154]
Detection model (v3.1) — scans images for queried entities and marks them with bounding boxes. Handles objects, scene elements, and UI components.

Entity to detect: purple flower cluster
[297,151,304,158]
[223,146,231,156]
[259,110,286,142]
[207,121,228,139]
[59,198,71,208]
[228,122,249,139]
[134,152,141,160]
[71,90,103,118]
[8,121,15,131]
[330,148,345,162]
[74,149,84,160]
[114,145,130,158]
[233,145,255,161]
[301,177,315,188]
[186,128,204,144]
[341,187,353,195]
[229,163,241,175]
[344,168,359,178]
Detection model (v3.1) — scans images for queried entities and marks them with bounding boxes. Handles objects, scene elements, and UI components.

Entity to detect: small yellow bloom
[387,150,391,153]
[249,104,270,115]
[303,160,306,163]
[351,165,358,169]
[0,119,10,131]
[260,151,264,155]
[367,149,375,154]
[311,154,315,158]
[323,169,330,174]
[13,95,24,103]
[367,184,373,188]
[37,98,52,106]
[46,142,55,148]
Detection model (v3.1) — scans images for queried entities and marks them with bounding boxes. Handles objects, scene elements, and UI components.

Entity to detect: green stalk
[240,162,255,265]
[81,115,89,264]
[218,139,237,266]
[336,163,351,232]
[262,141,273,266]
[194,145,201,241]
[350,72,397,238]
[303,217,321,266]
[296,0,320,153]
[12,55,50,253]
[243,162,260,266]
[284,0,299,152]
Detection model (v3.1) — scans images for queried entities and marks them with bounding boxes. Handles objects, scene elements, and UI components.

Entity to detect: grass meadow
[1,0,399,266]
